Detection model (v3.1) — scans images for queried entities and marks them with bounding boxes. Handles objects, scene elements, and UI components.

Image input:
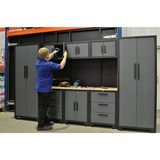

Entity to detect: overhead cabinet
[65,91,87,122]
[66,42,88,58]
[92,41,116,57]
[119,37,156,131]
[15,45,38,119]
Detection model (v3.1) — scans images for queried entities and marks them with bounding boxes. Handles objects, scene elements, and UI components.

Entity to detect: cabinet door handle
[98,113,108,117]
[98,92,108,95]
[78,47,80,55]
[101,45,103,54]
[24,66,26,78]
[98,103,108,106]
[103,45,106,54]
[24,65,28,78]
[134,63,137,79]
[75,47,77,55]
[137,63,140,80]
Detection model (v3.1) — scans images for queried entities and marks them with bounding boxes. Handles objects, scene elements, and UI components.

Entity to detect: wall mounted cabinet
[92,41,116,57]
[66,42,89,58]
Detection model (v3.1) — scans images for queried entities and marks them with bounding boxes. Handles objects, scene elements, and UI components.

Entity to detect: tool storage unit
[15,45,38,119]
[118,37,157,132]
[7,27,157,132]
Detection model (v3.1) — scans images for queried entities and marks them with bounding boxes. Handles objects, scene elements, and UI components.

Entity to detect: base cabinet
[90,91,116,125]
[48,90,62,120]
[65,91,87,122]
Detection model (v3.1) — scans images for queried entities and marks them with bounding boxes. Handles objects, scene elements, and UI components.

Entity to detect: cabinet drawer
[51,91,62,99]
[48,112,62,119]
[48,107,62,114]
[49,99,62,108]
[91,102,115,114]
[91,113,115,124]
[91,92,115,103]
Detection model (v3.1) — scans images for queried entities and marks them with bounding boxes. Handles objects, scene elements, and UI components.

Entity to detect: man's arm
[48,50,58,60]
[60,50,68,69]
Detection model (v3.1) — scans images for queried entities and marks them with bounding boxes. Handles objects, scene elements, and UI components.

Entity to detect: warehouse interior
[0,27,160,133]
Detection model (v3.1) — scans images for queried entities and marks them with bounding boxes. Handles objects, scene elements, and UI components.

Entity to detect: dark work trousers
[38,92,51,126]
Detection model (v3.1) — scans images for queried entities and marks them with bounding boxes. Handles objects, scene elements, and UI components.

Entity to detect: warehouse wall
[122,27,160,46]
[122,27,160,110]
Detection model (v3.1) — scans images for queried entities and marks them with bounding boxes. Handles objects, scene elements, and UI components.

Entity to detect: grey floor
[0,111,160,133]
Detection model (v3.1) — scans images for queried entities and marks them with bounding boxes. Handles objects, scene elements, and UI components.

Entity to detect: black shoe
[37,125,53,131]
[45,121,54,126]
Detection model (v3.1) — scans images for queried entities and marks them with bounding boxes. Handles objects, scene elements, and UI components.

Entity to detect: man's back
[36,59,60,92]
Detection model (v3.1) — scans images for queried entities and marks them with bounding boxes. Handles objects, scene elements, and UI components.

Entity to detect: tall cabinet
[15,45,38,119]
[118,36,156,132]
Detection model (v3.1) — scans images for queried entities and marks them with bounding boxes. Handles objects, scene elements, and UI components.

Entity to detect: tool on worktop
[59,81,70,87]
[73,80,80,87]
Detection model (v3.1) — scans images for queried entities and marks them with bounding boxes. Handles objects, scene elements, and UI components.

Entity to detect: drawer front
[49,99,62,108]
[51,90,62,99]
[91,113,115,124]
[48,107,62,114]
[91,92,115,103]
[91,102,115,114]
[48,112,62,119]
[50,91,62,105]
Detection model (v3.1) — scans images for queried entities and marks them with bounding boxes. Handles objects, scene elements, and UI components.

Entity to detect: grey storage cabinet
[65,91,87,122]
[92,41,116,57]
[15,45,38,119]
[48,90,62,120]
[91,91,116,126]
[66,42,88,58]
[119,36,156,132]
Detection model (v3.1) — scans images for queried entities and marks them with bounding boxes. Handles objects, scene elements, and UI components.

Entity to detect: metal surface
[136,37,155,128]
[119,38,137,127]
[26,45,38,118]
[15,46,27,116]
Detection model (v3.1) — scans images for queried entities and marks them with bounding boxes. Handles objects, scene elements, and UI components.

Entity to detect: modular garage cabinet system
[7,28,157,132]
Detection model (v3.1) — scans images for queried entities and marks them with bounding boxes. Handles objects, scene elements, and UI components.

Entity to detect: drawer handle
[98,92,108,95]
[98,103,108,106]
[98,113,108,117]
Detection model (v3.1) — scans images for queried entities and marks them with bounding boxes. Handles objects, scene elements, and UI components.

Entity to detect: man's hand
[63,50,68,58]
[48,50,59,60]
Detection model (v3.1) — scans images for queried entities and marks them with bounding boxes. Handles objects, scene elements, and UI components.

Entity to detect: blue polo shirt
[36,59,61,92]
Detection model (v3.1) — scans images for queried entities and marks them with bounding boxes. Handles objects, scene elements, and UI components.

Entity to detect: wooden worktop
[52,86,118,91]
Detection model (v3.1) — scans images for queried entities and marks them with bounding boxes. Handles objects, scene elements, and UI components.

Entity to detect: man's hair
[38,47,49,59]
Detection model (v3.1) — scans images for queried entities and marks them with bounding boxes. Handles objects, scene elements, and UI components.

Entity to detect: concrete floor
[0,111,160,133]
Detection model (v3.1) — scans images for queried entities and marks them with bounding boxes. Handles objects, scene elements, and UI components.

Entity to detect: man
[36,47,67,131]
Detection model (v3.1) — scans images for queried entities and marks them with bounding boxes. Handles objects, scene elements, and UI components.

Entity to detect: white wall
[122,27,160,110]
[122,27,160,46]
